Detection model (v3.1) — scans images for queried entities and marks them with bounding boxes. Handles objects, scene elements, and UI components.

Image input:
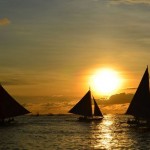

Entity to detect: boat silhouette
[69,89,103,121]
[126,66,150,126]
[0,84,30,124]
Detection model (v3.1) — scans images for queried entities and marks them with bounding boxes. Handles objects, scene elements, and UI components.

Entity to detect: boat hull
[78,116,103,122]
[0,118,17,126]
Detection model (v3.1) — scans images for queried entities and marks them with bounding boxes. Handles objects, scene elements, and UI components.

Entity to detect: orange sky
[0,0,150,114]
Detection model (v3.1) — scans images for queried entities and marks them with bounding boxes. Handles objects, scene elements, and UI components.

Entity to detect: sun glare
[89,68,122,96]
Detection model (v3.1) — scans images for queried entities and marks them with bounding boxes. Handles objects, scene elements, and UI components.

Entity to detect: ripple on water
[0,115,150,149]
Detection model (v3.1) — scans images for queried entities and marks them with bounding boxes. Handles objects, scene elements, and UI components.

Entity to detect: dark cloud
[0,18,10,26]
[100,93,133,105]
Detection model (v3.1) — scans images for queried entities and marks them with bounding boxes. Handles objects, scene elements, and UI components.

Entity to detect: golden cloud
[0,18,11,26]
[19,94,132,115]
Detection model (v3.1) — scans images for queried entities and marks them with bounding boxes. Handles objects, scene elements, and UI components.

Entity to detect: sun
[89,68,122,96]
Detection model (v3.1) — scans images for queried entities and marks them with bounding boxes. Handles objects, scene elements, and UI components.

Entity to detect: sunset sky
[0,0,150,114]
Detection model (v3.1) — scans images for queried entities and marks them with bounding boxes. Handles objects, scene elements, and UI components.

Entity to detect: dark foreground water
[0,114,150,150]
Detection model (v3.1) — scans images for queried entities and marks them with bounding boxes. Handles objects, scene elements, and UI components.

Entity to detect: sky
[0,0,150,114]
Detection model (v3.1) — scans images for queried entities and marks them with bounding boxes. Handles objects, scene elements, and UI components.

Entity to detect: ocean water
[0,114,150,150]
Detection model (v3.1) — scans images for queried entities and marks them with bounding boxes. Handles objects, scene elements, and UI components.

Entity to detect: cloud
[24,100,129,115]
[11,92,134,115]
[19,93,133,115]
[0,77,37,86]
[0,18,10,26]
[26,101,72,115]
[100,93,133,105]
[111,0,150,5]
[0,80,31,86]
[0,69,44,86]
[0,78,38,86]
[17,96,76,115]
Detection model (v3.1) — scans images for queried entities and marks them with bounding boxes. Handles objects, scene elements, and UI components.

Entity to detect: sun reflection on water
[90,115,115,149]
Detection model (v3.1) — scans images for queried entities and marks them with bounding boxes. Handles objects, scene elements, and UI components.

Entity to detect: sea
[0,114,150,150]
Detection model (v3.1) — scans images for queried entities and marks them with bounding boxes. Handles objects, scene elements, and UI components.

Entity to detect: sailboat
[0,84,30,124]
[126,66,150,126]
[69,89,103,121]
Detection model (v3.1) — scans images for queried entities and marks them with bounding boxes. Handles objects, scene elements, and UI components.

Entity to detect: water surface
[0,114,150,149]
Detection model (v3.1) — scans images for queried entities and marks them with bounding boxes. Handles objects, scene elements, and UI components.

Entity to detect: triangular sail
[93,97,103,117]
[126,67,150,119]
[69,90,92,116]
[0,85,30,119]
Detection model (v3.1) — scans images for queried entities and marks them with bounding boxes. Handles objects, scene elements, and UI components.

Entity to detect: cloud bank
[18,93,133,115]
[0,18,10,26]
[102,93,133,104]
[111,0,150,4]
